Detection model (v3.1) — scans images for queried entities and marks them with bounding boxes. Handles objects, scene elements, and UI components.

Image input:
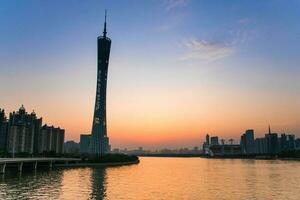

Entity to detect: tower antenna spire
[103,9,107,37]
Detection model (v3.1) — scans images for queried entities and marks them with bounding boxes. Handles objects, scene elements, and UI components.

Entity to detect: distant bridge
[0,157,81,174]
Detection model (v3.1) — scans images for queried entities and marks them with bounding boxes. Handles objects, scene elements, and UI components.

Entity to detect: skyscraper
[265,125,279,155]
[210,136,219,145]
[80,134,91,154]
[240,129,255,154]
[206,134,210,146]
[39,124,65,154]
[7,105,42,155]
[0,109,8,151]
[90,11,110,155]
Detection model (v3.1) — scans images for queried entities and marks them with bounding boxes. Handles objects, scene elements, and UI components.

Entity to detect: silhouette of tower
[90,11,111,155]
[206,134,210,146]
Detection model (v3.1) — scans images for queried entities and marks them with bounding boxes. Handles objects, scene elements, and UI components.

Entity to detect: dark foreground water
[0,157,299,200]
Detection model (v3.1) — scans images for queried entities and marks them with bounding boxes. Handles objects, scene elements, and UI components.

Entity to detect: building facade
[265,133,279,155]
[7,105,42,155]
[80,134,91,154]
[296,139,300,149]
[210,136,219,145]
[64,141,80,154]
[253,126,296,155]
[209,144,241,156]
[39,125,65,154]
[206,134,210,146]
[255,137,268,154]
[90,12,110,155]
[0,109,8,151]
[240,129,255,154]
[287,135,295,150]
[202,134,210,154]
[0,105,65,156]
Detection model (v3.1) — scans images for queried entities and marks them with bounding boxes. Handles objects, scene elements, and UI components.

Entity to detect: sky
[0,0,299,149]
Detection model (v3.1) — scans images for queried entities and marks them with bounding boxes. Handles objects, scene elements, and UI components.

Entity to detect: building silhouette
[287,135,296,149]
[265,125,279,155]
[0,105,65,156]
[39,124,65,154]
[296,138,300,149]
[203,125,300,157]
[0,109,8,151]
[64,140,80,154]
[90,11,111,155]
[255,137,267,154]
[280,133,288,152]
[209,144,241,156]
[202,134,242,156]
[252,126,298,155]
[240,129,255,154]
[80,134,91,154]
[7,105,42,155]
[206,134,210,146]
[210,136,219,145]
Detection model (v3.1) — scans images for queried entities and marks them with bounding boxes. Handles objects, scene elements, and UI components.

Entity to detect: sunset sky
[0,0,299,149]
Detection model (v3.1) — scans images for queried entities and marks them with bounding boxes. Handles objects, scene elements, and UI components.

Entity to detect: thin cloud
[164,0,189,11]
[182,39,234,62]
[157,13,185,32]
[230,29,258,46]
[237,18,251,25]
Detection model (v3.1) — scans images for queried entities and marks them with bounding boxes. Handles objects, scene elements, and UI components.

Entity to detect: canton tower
[90,11,111,155]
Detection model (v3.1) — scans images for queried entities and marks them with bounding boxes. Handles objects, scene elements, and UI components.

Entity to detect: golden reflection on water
[0,157,300,200]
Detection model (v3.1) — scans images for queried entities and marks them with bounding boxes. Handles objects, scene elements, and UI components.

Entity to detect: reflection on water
[0,169,64,199]
[0,157,299,200]
[89,168,107,199]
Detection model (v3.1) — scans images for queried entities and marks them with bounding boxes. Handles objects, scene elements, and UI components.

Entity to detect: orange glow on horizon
[2,81,299,150]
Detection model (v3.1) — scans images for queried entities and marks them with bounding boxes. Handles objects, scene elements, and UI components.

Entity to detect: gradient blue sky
[0,0,299,149]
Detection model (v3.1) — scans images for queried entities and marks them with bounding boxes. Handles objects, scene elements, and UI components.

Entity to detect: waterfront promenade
[0,157,81,173]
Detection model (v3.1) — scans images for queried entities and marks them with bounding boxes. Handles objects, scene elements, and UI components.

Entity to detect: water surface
[0,157,299,199]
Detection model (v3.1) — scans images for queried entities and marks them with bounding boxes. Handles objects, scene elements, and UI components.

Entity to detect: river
[0,157,299,199]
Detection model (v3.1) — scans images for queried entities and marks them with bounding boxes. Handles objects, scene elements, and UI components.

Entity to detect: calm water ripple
[0,157,299,200]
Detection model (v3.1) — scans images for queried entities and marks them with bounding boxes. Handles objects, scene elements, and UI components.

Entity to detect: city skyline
[0,1,300,149]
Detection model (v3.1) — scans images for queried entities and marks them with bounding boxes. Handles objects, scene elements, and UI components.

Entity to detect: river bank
[53,159,140,168]
[140,154,300,161]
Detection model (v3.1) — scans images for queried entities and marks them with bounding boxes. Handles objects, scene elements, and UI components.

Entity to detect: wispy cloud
[182,27,257,62]
[157,0,189,32]
[182,39,234,62]
[157,13,185,32]
[237,18,251,25]
[229,28,258,46]
[164,0,189,11]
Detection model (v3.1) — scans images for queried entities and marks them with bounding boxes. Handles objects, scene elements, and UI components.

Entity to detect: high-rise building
[265,125,279,154]
[295,139,300,149]
[0,109,8,151]
[80,134,91,154]
[240,129,255,154]
[64,140,80,154]
[7,105,42,155]
[202,134,210,154]
[287,134,295,150]
[39,125,65,154]
[278,133,295,152]
[211,136,219,145]
[206,134,210,146]
[255,137,267,154]
[7,125,26,155]
[90,11,111,155]
[279,133,288,152]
